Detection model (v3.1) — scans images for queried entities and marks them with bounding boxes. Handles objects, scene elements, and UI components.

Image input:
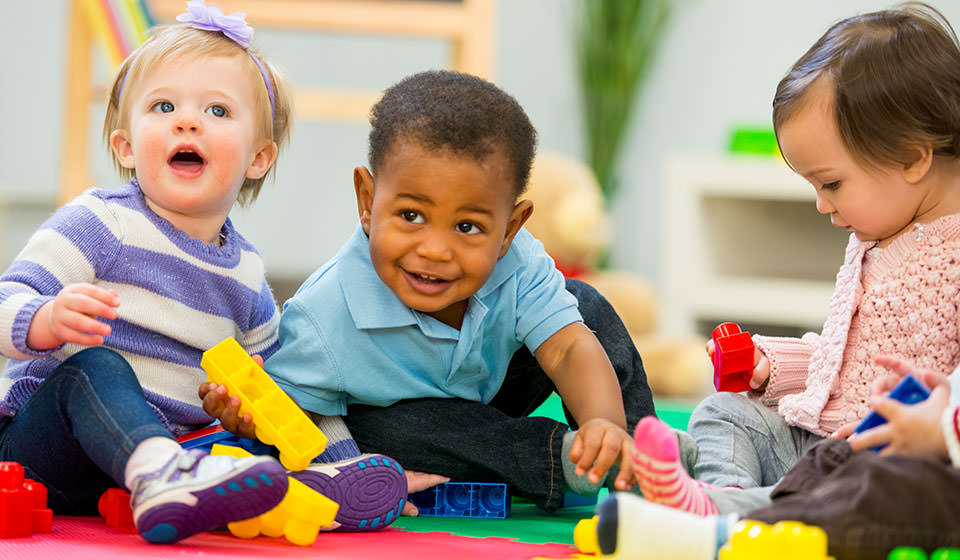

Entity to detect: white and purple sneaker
[290,453,407,531]
[130,449,288,544]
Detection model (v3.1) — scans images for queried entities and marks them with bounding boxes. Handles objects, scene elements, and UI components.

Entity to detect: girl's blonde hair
[773,2,960,169]
[103,24,292,205]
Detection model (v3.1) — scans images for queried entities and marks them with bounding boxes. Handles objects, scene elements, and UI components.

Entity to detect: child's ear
[354,166,375,235]
[903,145,934,184]
[109,130,135,169]
[245,140,278,179]
[499,199,534,258]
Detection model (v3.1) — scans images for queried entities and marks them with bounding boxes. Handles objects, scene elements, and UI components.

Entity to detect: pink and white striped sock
[631,416,718,516]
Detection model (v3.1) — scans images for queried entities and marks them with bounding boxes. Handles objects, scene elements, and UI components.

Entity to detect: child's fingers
[587,436,621,483]
[235,413,256,439]
[873,355,915,377]
[613,441,636,490]
[848,423,892,452]
[573,431,603,477]
[830,421,857,439]
[705,339,715,356]
[251,354,264,368]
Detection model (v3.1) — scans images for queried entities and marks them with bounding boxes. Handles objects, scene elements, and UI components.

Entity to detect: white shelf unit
[660,155,850,338]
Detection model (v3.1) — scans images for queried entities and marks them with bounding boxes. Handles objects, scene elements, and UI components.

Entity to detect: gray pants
[678,392,822,514]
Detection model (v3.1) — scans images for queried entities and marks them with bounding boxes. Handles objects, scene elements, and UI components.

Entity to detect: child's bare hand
[705,339,770,390]
[831,421,859,439]
[848,378,951,459]
[29,284,119,350]
[401,470,450,516]
[199,381,256,438]
[569,418,634,489]
[872,354,941,392]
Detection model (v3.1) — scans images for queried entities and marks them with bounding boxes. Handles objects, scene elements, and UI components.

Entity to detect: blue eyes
[150,102,228,117]
[205,105,227,117]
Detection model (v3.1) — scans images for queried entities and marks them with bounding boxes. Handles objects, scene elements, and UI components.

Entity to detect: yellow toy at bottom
[718,520,833,560]
[211,444,339,546]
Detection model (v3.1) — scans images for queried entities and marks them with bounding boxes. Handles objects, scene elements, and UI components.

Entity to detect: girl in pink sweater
[632,2,960,517]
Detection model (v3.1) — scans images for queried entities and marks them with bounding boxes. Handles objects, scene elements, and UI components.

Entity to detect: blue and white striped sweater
[0,181,279,434]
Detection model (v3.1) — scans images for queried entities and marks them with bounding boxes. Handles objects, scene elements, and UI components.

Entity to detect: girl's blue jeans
[0,347,174,514]
[344,279,657,512]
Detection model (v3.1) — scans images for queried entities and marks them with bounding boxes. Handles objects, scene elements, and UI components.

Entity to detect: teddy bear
[523,151,712,398]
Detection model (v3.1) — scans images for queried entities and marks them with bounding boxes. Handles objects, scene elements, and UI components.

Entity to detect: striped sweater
[0,181,279,434]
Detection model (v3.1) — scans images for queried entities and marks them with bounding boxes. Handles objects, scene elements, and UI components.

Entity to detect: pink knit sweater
[753,214,960,436]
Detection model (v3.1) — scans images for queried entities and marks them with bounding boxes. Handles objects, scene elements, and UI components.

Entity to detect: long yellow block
[202,337,327,471]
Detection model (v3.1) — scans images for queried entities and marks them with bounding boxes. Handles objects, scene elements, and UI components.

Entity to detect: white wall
[3,0,960,294]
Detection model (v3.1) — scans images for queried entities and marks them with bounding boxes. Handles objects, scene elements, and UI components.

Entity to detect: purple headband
[119,0,276,118]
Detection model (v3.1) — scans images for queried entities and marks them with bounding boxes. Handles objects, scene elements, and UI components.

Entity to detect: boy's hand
[198,354,261,439]
[705,340,771,390]
[401,470,451,516]
[569,418,636,490]
[28,283,119,350]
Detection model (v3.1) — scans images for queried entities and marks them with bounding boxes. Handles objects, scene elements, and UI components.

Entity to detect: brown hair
[103,24,292,205]
[772,2,960,168]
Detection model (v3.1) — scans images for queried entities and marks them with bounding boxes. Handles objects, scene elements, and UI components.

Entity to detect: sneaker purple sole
[290,454,407,531]
[136,460,288,544]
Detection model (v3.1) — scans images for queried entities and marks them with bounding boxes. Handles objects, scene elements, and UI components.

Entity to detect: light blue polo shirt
[265,225,582,416]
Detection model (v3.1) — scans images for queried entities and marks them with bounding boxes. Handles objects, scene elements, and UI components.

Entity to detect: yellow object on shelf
[718,520,833,560]
[202,337,327,471]
[212,444,339,546]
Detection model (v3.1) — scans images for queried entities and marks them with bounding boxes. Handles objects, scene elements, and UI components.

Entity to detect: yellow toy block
[212,444,339,546]
[202,337,327,471]
[718,520,834,560]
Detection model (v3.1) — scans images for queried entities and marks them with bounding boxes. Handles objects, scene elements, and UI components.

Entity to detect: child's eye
[820,181,840,191]
[205,105,228,118]
[151,101,175,113]
[400,210,424,224]
[456,222,481,235]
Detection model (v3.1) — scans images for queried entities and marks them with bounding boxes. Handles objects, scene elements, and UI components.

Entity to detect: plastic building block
[176,422,236,450]
[98,488,137,533]
[408,482,510,519]
[718,520,833,560]
[854,375,930,451]
[712,322,755,393]
[0,462,52,538]
[211,443,339,546]
[888,548,960,559]
[560,491,597,508]
[201,337,327,471]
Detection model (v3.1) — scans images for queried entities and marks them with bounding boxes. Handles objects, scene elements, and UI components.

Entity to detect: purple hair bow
[176,0,254,47]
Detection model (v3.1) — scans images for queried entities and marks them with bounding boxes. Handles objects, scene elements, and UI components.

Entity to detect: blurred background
[3,0,958,396]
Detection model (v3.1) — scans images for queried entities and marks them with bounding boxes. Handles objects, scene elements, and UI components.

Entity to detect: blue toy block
[854,375,930,451]
[408,482,511,519]
[560,491,598,508]
[177,422,234,450]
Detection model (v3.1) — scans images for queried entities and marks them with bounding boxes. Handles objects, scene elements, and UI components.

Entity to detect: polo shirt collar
[337,225,526,330]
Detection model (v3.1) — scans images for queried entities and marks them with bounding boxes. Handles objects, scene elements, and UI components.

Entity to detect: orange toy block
[98,488,137,533]
[0,462,52,538]
[212,444,339,546]
[719,520,833,560]
[202,337,327,471]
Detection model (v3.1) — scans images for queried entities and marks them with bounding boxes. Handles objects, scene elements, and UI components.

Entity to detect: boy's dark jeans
[0,347,174,514]
[345,278,656,512]
[748,438,960,560]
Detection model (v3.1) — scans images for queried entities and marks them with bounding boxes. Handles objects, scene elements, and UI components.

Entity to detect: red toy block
[0,461,34,538]
[98,488,137,533]
[712,322,755,393]
[22,480,52,533]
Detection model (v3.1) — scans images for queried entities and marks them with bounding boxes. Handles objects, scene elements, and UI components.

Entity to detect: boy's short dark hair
[368,70,537,198]
[773,2,960,168]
